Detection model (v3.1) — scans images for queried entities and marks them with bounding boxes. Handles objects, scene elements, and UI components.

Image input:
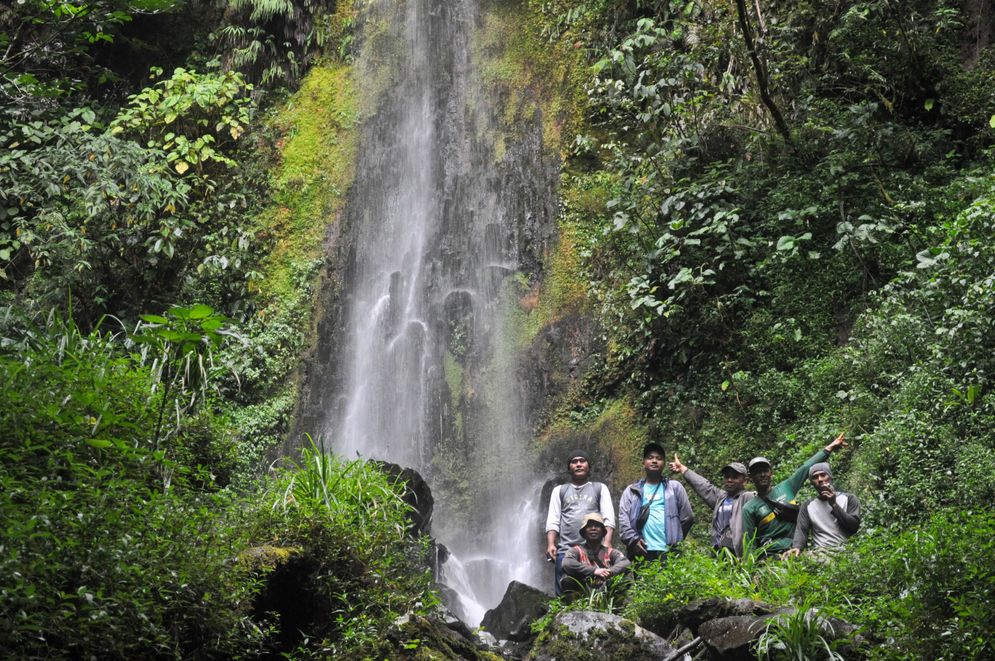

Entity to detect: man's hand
[817,485,837,502]
[782,548,802,559]
[824,432,847,453]
[593,567,611,579]
[669,453,687,474]
[545,543,557,561]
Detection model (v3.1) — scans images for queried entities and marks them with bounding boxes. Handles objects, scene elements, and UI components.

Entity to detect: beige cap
[579,512,607,533]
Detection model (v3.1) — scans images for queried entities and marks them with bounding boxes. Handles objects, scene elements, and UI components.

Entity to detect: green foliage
[0,1,134,111]
[275,436,409,524]
[111,66,253,176]
[254,444,435,657]
[132,303,239,481]
[0,311,266,657]
[622,546,753,631]
[0,67,263,323]
[822,510,995,660]
[214,0,345,88]
[0,311,437,658]
[754,601,846,661]
[618,510,995,660]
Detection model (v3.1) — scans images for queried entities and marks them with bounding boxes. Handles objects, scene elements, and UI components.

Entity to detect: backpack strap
[760,495,800,524]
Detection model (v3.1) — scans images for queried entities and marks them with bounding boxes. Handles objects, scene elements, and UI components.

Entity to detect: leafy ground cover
[0,311,432,658]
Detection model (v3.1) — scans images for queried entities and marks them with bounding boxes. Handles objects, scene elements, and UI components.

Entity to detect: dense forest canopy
[2,0,995,658]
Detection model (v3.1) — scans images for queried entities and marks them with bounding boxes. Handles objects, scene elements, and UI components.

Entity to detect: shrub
[819,509,995,660]
[250,442,435,656]
[0,314,266,657]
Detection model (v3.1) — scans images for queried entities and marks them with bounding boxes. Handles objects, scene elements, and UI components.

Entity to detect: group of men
[544,433,860,594]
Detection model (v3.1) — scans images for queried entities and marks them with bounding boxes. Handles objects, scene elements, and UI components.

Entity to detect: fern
[214,0,335,88]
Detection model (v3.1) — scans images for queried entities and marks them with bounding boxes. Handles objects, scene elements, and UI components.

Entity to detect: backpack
[760,495,800,523]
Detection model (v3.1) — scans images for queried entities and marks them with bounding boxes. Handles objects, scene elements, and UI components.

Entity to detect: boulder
[390,613,502,660]
[529,610,675,660]
[480,580,551,642]
[697,614,774,660]
[694,607,866,660]
[373,461,434,534]
[435,582,472,624]
[678,597,779,633]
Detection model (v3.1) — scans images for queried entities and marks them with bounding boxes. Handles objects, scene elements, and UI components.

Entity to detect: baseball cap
[722,461,748,476]
[748,456,772,471]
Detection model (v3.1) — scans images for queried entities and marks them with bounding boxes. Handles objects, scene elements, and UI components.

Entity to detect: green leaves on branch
[132,303,241,474]
[134,303,236,401]
[111,67,253,177]
[0,67,259,320]
[214,0,341,87]
[0,1,135,104]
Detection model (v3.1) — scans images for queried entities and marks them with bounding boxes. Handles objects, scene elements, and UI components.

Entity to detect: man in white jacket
[544,449,615,595]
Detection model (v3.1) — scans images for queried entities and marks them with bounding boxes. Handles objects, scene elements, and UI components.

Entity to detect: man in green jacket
[741,432,847,557]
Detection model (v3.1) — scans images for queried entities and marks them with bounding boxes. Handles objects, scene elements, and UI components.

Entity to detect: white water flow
[320,0,548,624]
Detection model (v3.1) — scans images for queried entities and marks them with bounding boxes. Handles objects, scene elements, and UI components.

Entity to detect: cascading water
[300,0,558,625]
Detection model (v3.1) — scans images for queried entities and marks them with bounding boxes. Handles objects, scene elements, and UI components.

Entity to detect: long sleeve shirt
[545,482,615,552]
[741,449,829,555]
[791,492,861,550]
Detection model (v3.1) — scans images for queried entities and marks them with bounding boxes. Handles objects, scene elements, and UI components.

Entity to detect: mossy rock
[236,544,302,571]
[529,610,673,661]
[389,613,503,660]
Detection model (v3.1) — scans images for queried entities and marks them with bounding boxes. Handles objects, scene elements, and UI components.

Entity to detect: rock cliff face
[293,0,565,621]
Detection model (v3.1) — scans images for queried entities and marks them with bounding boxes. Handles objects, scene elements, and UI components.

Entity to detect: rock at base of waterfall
[697,614,775,660]
[480,580,551,642]
[372,461,434,534]
[390,612,501,660]
[435,581,472,624]
[678,597,779,633]
[529,611,674,660]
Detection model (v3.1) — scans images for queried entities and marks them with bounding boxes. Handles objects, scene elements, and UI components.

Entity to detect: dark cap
[566,449,589,465]
[722,461,748,476]
[808,462,832,479]
[643,441,666,458]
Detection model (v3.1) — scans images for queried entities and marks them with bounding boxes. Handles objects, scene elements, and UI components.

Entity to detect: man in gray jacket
[618,442,694,560]
[670,454,755,558]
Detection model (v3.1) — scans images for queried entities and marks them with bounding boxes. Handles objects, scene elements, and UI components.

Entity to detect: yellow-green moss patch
[523,221,589,340]
[253,61,360,303]
[237,544,303,571]
[474,0,587,158]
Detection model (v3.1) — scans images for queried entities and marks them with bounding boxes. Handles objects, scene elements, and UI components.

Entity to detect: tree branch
[733,0,796,149]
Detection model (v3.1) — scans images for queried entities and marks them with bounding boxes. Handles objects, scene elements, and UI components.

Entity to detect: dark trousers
[554,551,566,596]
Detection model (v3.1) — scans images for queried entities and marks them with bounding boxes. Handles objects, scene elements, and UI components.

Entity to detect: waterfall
[301,0,558,624]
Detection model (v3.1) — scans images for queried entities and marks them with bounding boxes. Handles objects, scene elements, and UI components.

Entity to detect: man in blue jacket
[618,441,694,560]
